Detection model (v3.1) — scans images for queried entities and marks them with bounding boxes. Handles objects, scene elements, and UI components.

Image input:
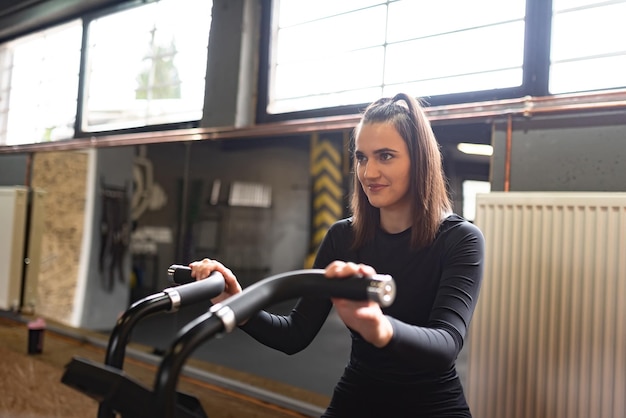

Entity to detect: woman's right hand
[189,258,242,304]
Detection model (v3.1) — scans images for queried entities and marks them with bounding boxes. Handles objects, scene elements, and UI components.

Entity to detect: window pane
[272,47,384,107]
[463,180,491,222]
[0,21,82,146]
[0,47,11,139]
[387,0,525,42]
[268,0,527,114]
[550,56,626,93]
[552,0,612,12]
[551,3,626,61]
[269,87,383,115]
[384,21,524,84]
[83,0,211,132]
[384,68,523,98]
[278,0,384,27]
[550,2,626,94]
[275,6,386,63]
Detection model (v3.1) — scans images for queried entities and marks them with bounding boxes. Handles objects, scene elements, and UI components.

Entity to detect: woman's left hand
[325,261,394,348]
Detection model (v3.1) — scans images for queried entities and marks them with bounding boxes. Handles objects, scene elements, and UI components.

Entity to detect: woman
[190,93,485,417]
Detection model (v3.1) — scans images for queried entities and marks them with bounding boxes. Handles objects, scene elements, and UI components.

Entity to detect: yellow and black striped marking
[305,132,347,268]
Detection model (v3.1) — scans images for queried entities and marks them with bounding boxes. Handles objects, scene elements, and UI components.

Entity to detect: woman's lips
[367,184,386,192]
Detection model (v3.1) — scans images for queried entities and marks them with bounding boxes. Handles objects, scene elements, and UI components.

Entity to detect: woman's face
[355,122,411,214]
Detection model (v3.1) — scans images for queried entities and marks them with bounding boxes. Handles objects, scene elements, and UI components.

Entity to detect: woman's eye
[380,153,392,161]
[355,154,366,163]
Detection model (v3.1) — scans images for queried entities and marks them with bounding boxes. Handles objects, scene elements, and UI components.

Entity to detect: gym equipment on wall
[99,180,131,293]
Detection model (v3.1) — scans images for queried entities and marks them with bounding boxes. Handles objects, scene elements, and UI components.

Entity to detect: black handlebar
[103,270,224,369]
[167,264,195,284]
[163,268,225,310]
[63,268,396,418]
[152,269,396,418]
[97,268,224,418]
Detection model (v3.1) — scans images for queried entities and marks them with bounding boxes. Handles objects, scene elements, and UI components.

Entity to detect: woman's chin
[366,197,385,208]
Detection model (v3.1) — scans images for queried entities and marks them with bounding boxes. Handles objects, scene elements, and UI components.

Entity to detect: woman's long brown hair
[350,93,452,250]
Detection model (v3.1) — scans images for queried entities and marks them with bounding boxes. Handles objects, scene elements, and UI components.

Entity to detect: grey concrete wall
[0,154,28,186]
[491,115,626,192]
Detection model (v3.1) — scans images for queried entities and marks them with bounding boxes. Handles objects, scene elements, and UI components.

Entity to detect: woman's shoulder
[321,217,351,241]
[328,217,353,231]
[314,217,355,267]
[439,213,485,240]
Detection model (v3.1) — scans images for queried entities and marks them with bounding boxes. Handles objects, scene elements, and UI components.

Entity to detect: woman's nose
[362,161,379,178]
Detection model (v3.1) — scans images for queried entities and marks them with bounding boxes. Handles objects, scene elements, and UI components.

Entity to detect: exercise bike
[62,266,396,418]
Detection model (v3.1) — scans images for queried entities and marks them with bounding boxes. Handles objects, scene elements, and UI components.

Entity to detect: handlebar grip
[366,274,395,307]
[152,268,397,416]
[167,264,194,284]
[163,271,225,310]
[330,274,396,307]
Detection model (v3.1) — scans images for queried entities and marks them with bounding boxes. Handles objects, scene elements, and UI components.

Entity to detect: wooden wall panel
[30,151,89,325]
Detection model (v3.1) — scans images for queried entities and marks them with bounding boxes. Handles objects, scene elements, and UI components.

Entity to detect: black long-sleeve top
[241,214,485,417]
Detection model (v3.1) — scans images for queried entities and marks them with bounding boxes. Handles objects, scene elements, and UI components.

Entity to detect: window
[462,180,491,222]
[0,20,82,146]
[82,0,212,132]
[550,0,626,94]
[0,0,213,146]
[267,0,526,115]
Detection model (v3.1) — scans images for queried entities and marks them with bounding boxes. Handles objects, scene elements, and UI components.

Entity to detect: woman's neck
[379,207,412,234]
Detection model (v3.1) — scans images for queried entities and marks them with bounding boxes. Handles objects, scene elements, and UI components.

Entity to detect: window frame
[0,19,84,146]
[74,0,207,138]
[548,1,626,95]
[0,0,208,146]
[256,0,553,123]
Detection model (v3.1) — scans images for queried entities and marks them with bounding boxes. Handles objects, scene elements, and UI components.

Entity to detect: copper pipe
[1,89,626,154]
[24,152,32,187]
[504,115,513,192]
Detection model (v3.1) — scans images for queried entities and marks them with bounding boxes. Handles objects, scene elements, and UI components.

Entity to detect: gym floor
[0,311,323,418]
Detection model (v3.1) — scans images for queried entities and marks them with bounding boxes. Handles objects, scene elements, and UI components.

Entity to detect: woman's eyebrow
[355,147,398,154]
[372,147,398,154]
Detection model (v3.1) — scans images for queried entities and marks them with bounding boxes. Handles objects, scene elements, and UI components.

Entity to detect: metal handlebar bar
[98,267,224,418]
[152,269,395,418]
[62,268,395,418]
[104,269,224,369]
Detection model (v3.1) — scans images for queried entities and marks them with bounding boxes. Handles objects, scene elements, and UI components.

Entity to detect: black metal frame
[70,266,225,418]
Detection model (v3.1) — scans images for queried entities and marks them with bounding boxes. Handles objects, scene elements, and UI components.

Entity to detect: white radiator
[467,192,626,418]
[21,188,46,313]
[0,186,28,311]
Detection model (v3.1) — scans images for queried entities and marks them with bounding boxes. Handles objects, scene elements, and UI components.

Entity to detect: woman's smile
[366,183,387,192]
